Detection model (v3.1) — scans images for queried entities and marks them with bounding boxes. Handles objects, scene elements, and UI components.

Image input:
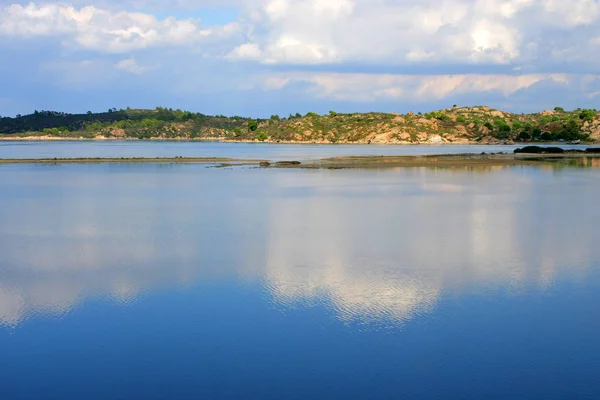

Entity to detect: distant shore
[2,152,600,169]
[0,136,597,146]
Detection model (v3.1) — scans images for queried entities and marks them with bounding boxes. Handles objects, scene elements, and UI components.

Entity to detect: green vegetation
[580,109,596,122]
[256,131,268,142]
[1,106,597,143]
[247,119,259,132]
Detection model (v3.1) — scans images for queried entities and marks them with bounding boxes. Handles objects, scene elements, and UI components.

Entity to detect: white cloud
[2,0,600,67]
[228,42,262,60]
[116,57,148,74]
[1,1,600,112]
[0,3,241,53]
[234,0,600,66]
[259,72,573,101]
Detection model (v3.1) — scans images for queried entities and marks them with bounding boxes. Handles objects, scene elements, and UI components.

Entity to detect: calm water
[2,141,598,161]
[1,163,600,399]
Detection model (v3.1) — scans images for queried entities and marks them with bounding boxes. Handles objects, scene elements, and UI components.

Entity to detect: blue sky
[1,0,600,117]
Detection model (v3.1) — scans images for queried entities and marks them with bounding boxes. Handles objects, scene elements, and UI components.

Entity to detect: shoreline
[1,136,597,146]
[2,153,600,168]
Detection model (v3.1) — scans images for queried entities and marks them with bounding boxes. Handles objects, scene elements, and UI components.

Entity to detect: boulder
[514,146,565,154]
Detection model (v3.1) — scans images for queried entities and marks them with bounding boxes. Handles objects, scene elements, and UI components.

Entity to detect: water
[1,163,599,399]
[1,141,597,161]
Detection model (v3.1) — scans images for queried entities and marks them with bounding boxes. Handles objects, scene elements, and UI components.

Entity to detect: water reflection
[1,164,599,327]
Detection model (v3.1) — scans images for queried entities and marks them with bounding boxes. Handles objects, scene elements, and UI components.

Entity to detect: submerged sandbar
[1,152,600,168]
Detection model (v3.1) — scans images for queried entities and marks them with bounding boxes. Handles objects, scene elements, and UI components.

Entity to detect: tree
[579,109,596,122]
[494,118,511,133]
[554,106,565,112]
[540,131,555,141]
[517,130,531,141]
[329,110,338,116]
[256,131,268,142]
[248,119,258,132]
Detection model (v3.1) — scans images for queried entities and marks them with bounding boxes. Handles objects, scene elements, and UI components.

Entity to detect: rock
[427,135,444,144]
[275,161,302,166]
[514,146,565,154]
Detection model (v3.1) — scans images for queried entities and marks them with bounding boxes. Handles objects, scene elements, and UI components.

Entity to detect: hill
[1,106,599,144]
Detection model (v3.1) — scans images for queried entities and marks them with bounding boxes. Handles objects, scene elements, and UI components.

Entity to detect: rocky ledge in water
[514,146,600,154]
[2,150,600,169]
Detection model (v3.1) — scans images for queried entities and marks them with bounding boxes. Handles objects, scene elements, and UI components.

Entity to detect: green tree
[329,110,338,117]
[248,120,258,132]
[540,131,555,141]
[579,109,596,122]
[554,106,565,113]
[256,131,268,142]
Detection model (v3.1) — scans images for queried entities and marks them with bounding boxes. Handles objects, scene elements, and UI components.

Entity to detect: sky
[1,0,600,117]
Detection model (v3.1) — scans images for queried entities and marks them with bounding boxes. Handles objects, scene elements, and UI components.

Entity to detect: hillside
[1,106,599,144]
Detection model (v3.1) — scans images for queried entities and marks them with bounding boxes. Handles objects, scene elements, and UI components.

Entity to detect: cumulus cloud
[0,3,241,53]
[1,0,600,114]
[259,71,573,101]
[231,0,600,67]
[116,57,149,74]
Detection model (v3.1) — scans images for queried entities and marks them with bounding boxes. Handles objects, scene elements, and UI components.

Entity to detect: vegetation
[1,106,598,143]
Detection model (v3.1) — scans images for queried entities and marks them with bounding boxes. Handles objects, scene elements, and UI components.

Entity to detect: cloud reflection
[1,166,599,327]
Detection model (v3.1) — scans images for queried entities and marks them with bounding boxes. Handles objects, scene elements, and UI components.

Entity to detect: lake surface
[1,163,599,399]
[1,141,598,161]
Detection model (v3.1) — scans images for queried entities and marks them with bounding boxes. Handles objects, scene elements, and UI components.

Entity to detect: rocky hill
[1,106,599,144]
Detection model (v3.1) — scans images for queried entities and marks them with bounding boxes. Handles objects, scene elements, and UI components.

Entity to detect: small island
[1,106,598,145]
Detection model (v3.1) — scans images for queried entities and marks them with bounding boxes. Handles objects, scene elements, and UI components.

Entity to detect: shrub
[305,112,320,118]
[329,110,338,117]
[540,131,555,141]
[248,120,258,132]
[426,111,449,121]
[554,107,565,112]
[456,115,467,124]
[256,131,268,142]
[579,109,596,122]
[43,127,61,135]
[494,119,511,132]
[517,130,531,141]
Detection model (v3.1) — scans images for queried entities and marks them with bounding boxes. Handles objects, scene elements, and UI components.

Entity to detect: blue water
[1,163,599,399]
[1,141,597,161]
